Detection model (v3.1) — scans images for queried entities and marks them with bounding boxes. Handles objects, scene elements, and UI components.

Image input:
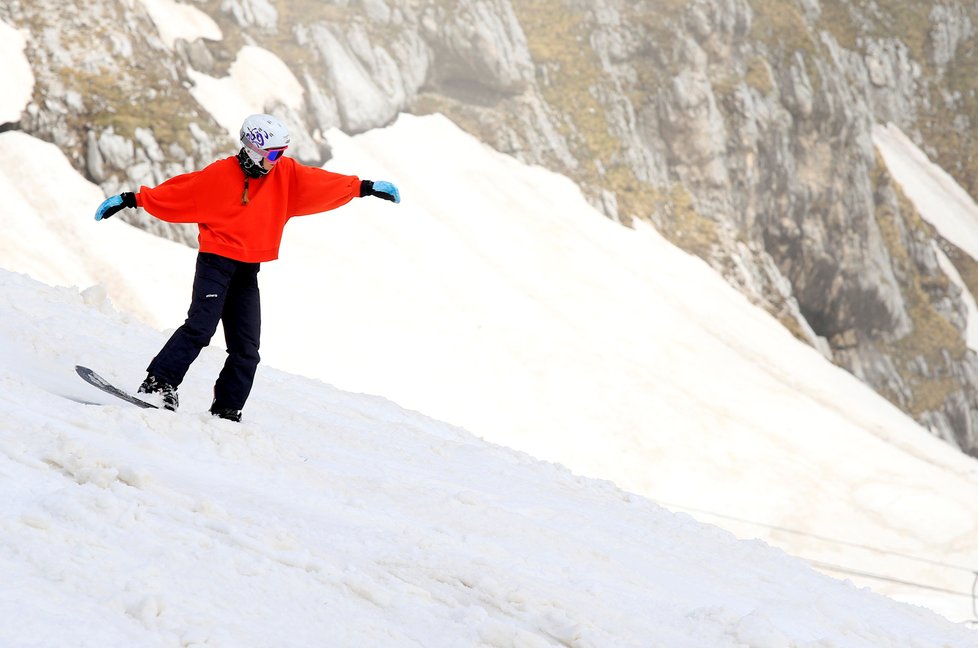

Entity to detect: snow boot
[137,374,179,411]
[209,405,242,422]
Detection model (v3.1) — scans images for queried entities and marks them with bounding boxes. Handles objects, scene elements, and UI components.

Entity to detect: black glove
[360,180,401,203]
[94,192,137,221]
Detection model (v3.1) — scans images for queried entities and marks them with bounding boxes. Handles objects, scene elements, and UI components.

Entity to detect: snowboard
[74,365,158,409]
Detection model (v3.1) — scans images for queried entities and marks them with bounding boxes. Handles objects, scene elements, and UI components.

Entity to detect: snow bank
[0,20,34,124]
[0,130,196,326]
[137,0,222,48]
[0,268,975,647]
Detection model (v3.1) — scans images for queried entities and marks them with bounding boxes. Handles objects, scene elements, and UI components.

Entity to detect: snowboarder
[93,114,401,421]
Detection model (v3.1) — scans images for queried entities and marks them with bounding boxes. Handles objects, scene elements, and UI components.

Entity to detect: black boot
[137,374,179,411]
[210,404,242,422]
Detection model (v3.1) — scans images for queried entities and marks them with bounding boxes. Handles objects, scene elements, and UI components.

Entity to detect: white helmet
[239,114,291,165]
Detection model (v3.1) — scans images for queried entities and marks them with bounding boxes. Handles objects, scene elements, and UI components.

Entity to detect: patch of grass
[649,184,718,259]
[622,0,689,53]
[923,38,978,199]
[941,236,978,305]
[816,0,929,63]
[744,56,774,95]
[512,0,725,250]
[274,0,350,26]
[776,310,811,344]
[870,1,931,65]
[748,0,817,57]
[511,0,696,228]
[513,1,617,164]
[71,70,206,153]
[816,0,861,51]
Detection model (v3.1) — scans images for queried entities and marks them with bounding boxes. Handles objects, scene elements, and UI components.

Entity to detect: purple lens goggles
[265,147,287,162]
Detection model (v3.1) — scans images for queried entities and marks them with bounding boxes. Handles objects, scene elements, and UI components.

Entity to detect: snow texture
[0,19,34,124]
[137,0,222,48]
[0,264,975,647]
[3,22,978,639]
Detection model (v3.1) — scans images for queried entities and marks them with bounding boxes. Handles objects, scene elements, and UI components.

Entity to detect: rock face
[4,0,978,455]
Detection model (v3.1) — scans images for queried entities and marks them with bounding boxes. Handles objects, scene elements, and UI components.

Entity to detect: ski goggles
[264,146,287,162]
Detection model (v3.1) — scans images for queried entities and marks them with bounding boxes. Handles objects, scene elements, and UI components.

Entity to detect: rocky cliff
[5,0,978,455]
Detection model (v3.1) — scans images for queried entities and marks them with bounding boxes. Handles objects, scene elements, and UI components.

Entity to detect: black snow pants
[148,252,261,411]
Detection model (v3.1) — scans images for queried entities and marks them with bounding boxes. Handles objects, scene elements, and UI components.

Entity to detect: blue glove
[95,192,137,221]
[360,180,400,204]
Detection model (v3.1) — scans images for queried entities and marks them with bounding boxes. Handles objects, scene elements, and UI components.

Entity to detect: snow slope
[4,13,978,626]
[5,109,978,625]
[874,123,978,263]
[1,268,976,647]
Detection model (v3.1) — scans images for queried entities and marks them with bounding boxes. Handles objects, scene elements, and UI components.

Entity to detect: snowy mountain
[7,0,978,452]
[2,266,977,647]
[4,1,978,642]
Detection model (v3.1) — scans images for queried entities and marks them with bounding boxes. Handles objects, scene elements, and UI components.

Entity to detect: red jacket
[135,156,361,262]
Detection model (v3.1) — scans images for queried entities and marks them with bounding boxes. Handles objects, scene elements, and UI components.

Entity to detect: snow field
[1,269,976,647]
